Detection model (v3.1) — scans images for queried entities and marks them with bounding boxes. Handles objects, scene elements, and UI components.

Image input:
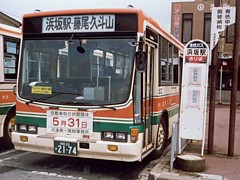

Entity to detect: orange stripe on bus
[16,100,134,118]
[0,91,17,103]
[16,101,46,113]
[16,94,179,119]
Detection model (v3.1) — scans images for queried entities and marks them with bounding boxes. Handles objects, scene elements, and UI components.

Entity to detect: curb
[148,148,224,180]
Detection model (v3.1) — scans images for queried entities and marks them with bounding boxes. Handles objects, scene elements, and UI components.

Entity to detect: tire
[152,118,167,159]
[0,108,15,149]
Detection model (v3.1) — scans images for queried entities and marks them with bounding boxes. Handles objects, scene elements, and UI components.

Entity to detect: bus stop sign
[180,39,209,142]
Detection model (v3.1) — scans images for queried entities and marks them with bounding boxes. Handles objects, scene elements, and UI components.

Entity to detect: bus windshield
[18,38,135,105]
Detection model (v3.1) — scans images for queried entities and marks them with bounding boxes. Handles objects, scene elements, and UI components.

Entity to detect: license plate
[54,141,78,155]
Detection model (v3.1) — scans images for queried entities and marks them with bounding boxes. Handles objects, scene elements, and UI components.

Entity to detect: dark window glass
[173,46,179,84]
[168,44,173,82]
[226,24,234,43]
[4,37,20,80]
[159,37,168,84]
[204,13,211,43]
[182,14,193,43]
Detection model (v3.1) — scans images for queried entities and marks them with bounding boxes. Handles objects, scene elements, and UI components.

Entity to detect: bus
[12,8,184,162]
[0,23,21,148]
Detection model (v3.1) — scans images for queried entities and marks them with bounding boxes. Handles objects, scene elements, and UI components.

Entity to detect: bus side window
[3,38,20,80]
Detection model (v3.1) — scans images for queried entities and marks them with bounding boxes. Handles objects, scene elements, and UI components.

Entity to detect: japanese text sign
[185,41,208,63]
[210,6,236,50]
[47,110,93,137]
[42,14,115,33]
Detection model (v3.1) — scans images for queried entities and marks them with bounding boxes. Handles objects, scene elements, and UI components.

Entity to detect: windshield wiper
[88,103,116,110]
[99,105,116,110]
[27,92,116,110]
[59,101,116,110]
[85,102,116,110]
[26,92,62,105]
[58,101,89,111]
[59,101,88,105]
[26,91,82,105]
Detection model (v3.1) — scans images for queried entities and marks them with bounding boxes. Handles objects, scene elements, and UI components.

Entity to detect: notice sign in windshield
[32,86,52,94]
[42,14,115,33]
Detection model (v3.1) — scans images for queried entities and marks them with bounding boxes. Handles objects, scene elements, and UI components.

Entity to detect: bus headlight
[102,131,127,142]
[115,132,126,141]
[19,125,27,131]
[28,125,37,133]
[17,124,38,134]
[103,131,114,140]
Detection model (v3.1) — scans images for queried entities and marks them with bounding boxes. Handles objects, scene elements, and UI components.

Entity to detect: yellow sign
[32,86,52,94]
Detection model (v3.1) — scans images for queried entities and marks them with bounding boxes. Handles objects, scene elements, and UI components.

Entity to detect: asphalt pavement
[149,104,240,180]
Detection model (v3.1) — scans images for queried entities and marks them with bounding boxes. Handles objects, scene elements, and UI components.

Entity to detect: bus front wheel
[152,118,167,159]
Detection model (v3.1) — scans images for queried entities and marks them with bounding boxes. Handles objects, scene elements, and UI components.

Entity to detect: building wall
[171,0,214,41]
[171,0,236,54]
[171,0,240,103]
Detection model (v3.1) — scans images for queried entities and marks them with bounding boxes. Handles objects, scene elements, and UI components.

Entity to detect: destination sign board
[42,14,115,33]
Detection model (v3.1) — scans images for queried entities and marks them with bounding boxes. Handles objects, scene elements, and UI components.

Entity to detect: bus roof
[23,8,146,18]
[0,23,21,37]
[23,8,183,50]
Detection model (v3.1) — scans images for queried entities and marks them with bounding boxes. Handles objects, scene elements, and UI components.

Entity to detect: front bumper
[12,132,143,162]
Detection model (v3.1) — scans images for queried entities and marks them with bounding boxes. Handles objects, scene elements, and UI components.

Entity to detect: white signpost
[179,39,210,156]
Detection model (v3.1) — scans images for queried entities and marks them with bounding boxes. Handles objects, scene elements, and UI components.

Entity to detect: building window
[226,24,234,43]
[182,13,193,43]
[204,13,211,43]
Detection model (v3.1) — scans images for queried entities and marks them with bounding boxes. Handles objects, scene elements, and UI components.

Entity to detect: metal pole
[219,65,223,104]
[208,0,221,155]
[228,0,240,157]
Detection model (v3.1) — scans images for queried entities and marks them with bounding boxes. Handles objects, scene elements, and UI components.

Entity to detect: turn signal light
[20,136,28,142]
[108,145,118,151]
[130,128,139,143]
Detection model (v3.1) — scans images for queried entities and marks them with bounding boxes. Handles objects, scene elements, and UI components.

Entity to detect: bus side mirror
[13,85,17,95]
[135,51,147,72]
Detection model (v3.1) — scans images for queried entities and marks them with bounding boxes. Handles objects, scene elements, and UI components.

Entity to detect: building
[171,0,240,103]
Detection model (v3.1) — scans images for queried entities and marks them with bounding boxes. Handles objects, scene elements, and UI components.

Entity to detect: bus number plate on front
[54,141,78,155]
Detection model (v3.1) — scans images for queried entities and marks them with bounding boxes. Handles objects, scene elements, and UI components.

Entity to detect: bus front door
[143,42,155,151]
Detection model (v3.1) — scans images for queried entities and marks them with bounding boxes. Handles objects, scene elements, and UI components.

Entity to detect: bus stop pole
[208,0,220,155]
[228,0,240,157]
